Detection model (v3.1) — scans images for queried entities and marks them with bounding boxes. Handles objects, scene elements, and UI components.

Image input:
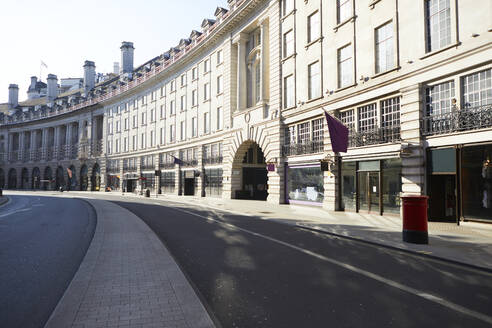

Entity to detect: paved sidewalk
[45,198,215,328]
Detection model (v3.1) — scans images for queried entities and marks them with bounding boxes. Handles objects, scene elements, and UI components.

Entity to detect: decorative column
[30,130,36,162]
[42,128,48,161]
[260,19,269,102]
[18,132,25,162]
[54,126,61,159]
[197,147,205,197]
[235,34,247,111]
[66,124,72,159]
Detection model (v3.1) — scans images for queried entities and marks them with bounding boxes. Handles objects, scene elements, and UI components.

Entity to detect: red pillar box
[402,195,429,244]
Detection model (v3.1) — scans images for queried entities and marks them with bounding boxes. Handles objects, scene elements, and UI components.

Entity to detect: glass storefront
[462,144,492,221]
[287,165,324,205]
[141,173,156,192]
[204,168,223,197]
[106,175,120,191]
[341,158,401,214]
[160,171,175,194]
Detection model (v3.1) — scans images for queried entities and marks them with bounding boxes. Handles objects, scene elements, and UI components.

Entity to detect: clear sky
[0,0,228,104]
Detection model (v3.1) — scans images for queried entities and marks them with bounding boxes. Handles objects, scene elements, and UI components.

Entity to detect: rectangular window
[375,22,394,74]
[204,83,210,101]
[204,59,210,73]
[217,50,223,64]
[217,107,223,130]
[337,0,352,24]
[160,127,164,144]
[312,118,324,142]
[141,133,146,148]
[132,115,137,128]
[192,117,197,137]
[141,112,146,125]
[170,80,175,92]
[192,89,198,106]
[192,67,198,80]
[180,95,186,111]
[180,120,185,141]
[426,81,456,116]
[151,91,156,102]
[150,109,155,122]
[339,109,355,133]
[425,0,451,52]
[284,74,295,108]
[115,139,120,153]
[170,124,175,142]
[358,104,377,132]
[160,86,165,97]
[308,61,321,99]
[116,121,120,133]
[170,100,175,115]
[381,97,400,129]
[204,112,210,134]
[338,44,353,88]
[283,0,294,16]
[285,126,296,145]
[123,137,128,152]
[124,118,129,130]
[462,69,492,108]
[297,122,310,144]
[150,131,154,147]
[160,105,165,119]
[132,135,137,150]
[283,30,294,58]
[217,75,223,94]
[308,11,320,43]
[180,74,186,86]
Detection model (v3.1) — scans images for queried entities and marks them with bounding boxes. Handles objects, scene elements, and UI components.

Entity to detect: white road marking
[172,206,492,326]
[0,208,32,218]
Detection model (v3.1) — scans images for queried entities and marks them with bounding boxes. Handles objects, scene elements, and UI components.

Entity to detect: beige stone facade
[1,0,491,221]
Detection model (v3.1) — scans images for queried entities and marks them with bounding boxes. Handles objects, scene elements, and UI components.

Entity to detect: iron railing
[46,147,54,161]
[9,151,19,162]
[141,163,155,170]
[159,162,175,169]
[421,104,492,136]
[181,159,198,167]
[93,140,103,157]
[348,126,401,148]
[282,140,324,157]
[107,166,120,174]
[70,144,79,159]
[203,156,223,165]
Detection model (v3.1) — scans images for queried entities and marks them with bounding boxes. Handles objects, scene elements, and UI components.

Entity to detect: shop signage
[267,163,275,171]
[185,171,195,179]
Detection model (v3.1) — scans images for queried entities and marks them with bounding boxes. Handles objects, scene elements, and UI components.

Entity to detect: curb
[0,196,10,207]
[295,224,492,275]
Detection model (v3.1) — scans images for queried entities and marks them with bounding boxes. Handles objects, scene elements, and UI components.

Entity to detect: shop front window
[382,159,402,214]
[287,165,324,204]
[462,144,492,221]
[341,162,356,210]
[160,172,175,194]
[204,168,223,197]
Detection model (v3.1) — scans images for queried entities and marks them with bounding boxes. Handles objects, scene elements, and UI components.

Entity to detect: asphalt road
[114,199,492,328]
[0,195,96,328]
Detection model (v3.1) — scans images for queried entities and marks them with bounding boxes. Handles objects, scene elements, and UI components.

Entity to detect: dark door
[242,167,268,200]
[184,178,195,196]
[429,174,456,221]
[358,171,380,213]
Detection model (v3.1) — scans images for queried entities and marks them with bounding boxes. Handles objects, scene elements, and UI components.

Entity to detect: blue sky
[0,0,228,103]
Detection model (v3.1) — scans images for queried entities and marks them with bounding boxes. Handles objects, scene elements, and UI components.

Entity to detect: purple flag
[324,111,348,153]
[172,156,184,165]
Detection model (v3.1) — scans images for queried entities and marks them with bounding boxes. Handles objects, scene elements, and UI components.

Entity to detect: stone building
[0,0,491,223]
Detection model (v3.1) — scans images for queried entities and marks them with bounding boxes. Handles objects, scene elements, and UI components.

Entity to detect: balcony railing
[46,147,54,161]
[282,140,324,157]
[56,146,65,160]
[22,151,30,162]
[79,143,89,160]
[0,152,5,164]
[348,126,401,148]
[9,150,19,162]
[70,144,78,159]
[31,149,42,162]
[422,104,492,136]
[182,159,198,167]
[123,165,137,172]
[203,156,223,165]
[141,163,155,170]
[107,167,120,174]
[159,162,175,169]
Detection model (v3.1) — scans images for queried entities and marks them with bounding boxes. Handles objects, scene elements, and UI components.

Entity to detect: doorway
[184,178,195,195]
[429,174,456,221]
[358,171,380,213]
[242,167,268,200]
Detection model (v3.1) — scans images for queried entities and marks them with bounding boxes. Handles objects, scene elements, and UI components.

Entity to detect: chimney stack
[30,76,37,89]
[113,62,120,75]
[120,41,134,74]
[8,84,19,109]
[83,60,96,96]
[47,74,58,103]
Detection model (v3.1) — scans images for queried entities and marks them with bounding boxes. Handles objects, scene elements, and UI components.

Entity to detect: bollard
[402,195,429,244]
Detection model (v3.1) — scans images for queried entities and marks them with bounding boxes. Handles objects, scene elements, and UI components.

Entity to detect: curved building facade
[1,0,491,222]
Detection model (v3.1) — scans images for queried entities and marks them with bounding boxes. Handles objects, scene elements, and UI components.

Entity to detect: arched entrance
[91,163,100,191]
[43,167,53,190]
[21,168,29,189]
[0,168,4,189]
[232,141,268,200]
[67,165,77,191]
[8,168,17,189]
[55,166,65,190]
[80,165,88,191]
[32,167,41,189]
